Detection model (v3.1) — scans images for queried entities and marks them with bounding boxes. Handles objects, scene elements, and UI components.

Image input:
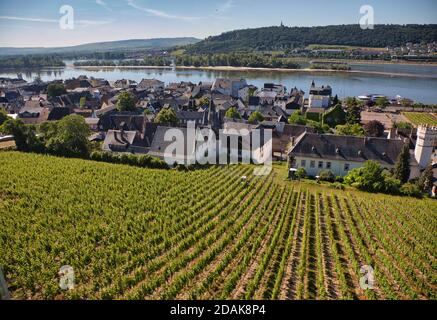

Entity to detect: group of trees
[0,108,7,127]
[0,56,65,69]
[225,107,242,120]
[73,53,301,69]
[73,56,172,67]
[90,151,168,169]
[116,92,137,112]
[47,83,67,98]
[0,115,90,158]
[187,25,437,54]
[174,53,301,69]
[309,63,351,71]
[344,151,434,197]
[287,111,330,133]
[155,108,179,125]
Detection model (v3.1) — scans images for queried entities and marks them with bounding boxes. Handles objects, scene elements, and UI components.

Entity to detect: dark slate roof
[289,133,405,165]
[143,122,159,147]
[149,126,191,160]
[102,130,137,151]
[260,106,287,118]
[5,91,21,100]
[282,124,314,137]
[176,111,205,121]
[109,114,145,133]
[48,107,71,121]
[249,96,260,106]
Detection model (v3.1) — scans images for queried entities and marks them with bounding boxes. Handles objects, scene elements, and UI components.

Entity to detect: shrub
[400,183,422,198]
[344,160,400,194]
[296,167,307,179]
[319,169,335,182]
[89,151,168,170]
[332,182,345,190]
[90,151,103,162]
[137,155,152,167]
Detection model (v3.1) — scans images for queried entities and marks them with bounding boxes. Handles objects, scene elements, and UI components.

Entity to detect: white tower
[415,125,437,169]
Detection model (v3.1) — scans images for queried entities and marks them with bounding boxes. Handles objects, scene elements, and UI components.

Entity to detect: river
[1,62,436,104]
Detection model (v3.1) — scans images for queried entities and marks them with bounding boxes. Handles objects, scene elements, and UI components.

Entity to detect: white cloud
[0,15,113,27]
[126,0,202,21]
[0,16,58,23]
[96,0,112,12]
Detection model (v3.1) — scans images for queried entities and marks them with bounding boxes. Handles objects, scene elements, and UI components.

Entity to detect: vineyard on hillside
[0,152,435,300]
[402,112,437,126]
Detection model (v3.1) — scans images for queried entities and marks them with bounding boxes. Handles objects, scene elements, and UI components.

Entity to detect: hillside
[0,152,435,300]
[186,24,437,53]
[0,37,201,57]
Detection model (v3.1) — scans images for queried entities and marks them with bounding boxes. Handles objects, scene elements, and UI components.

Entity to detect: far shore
[71,64,437,79]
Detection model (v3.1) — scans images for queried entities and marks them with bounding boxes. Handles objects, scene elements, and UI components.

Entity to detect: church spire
[208,95,216,126]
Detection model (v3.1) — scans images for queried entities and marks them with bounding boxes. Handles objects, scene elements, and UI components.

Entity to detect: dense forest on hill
[0,56,65,69]
[186,24,437,53]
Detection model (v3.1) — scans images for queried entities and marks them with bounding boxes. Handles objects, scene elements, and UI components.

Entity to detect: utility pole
[0,267,11,300]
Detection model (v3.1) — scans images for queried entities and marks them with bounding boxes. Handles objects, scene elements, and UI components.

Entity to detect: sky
[0,0,436,47]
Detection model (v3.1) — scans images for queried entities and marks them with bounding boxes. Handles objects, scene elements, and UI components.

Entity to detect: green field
[403,112,437,126]
[0,152,435,300]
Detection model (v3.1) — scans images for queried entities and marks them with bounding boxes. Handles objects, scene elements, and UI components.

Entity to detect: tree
[43,115,90,158]
[47,83,66,98]
[322,104,346,128]
[288,111,307,125]
[79,97,87,109]
[335,123,365,136]
[417,165,434,192]
[344,160,400,194]
[306,120,329,134]
[155,108,179,125]
[0,119,43,152]
[0,108,8,126]
[198,97,210,108]
[344,97,357,108]
[375,97,390,109]
[225,107,242,120]
[344,161,384,191]
[344,97,362,125]
[364,120,385,137]
[248,111,265,124]
[394,144,411,184]
[116,91,136,112]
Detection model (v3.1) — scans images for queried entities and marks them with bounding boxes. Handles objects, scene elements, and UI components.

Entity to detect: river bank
[72,65,437,79]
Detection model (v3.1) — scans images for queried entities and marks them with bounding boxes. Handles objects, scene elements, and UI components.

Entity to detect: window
[318,161,323,169]
[326,162,331,169]
[310,161,315,168]
[301,160,306,167]
[344,163,350,171]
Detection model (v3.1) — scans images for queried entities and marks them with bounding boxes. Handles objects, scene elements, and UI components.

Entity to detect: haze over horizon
[0,0,436,48]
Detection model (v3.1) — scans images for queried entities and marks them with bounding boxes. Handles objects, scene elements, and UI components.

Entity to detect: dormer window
[335,147,340,154]
[311,146,316,152]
